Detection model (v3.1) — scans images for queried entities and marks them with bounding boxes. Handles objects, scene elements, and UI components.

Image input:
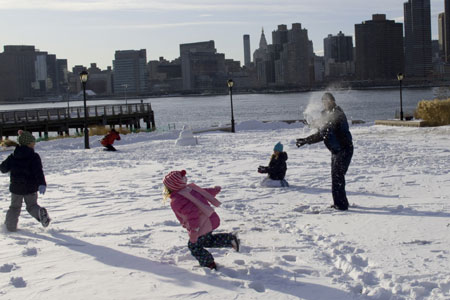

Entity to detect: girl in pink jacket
[163,170,239,270]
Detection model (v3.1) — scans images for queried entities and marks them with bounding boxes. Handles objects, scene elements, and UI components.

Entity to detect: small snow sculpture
[175,126,198,146]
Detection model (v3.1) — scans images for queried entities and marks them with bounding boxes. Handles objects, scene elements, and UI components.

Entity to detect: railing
[0,103,152,124]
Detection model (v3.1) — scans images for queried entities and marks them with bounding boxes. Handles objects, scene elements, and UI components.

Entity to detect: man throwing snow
[296,92,353,211]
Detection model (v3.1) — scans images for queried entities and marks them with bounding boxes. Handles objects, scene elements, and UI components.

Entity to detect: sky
[0,0,446,70]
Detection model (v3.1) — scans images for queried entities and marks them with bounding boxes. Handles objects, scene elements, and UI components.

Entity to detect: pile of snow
[0,122,449,299]
[237,120,303,131]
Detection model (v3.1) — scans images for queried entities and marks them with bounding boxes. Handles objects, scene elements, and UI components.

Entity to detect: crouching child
[101,128,121,151]
[163,170,239,270]
[258,142,289,187]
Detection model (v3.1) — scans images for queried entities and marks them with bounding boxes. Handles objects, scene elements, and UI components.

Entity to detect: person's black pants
[331,146,353,210]
[104,144,117,151]
[188,232,234,267]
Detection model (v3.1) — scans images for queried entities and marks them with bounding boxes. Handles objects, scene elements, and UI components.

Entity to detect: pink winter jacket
[170,185,221,243]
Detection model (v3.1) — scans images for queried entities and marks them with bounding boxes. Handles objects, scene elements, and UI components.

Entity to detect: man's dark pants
[331,146,353,210]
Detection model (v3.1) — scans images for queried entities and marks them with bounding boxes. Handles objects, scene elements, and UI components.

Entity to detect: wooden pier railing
[0,103,155,139]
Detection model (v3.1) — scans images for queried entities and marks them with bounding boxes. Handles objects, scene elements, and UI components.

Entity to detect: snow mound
[236,120,303,131]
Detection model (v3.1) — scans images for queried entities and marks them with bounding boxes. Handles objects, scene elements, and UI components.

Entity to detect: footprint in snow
[249,281,265,293]
[234,259,246,266]
[282,255,297,262]
[10,277,26,288]
[162,220,179,227]
[0,263,18,273]
[22,248,38,257]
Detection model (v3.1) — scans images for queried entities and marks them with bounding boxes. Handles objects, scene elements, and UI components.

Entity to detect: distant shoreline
[0,83,444,106]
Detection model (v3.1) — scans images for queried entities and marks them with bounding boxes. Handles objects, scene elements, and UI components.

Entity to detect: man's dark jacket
[305,106,353,153]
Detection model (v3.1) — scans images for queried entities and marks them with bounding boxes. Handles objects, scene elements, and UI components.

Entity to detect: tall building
[324,31,353,63]
[314,55,325,82]
[253,28,269,62]
[0,45,37,102]
[46,54,58,93]
[404,0,432,78]
[275,23,312,86]
[56,59,68,93]
[272,24,289,60]
[243,34,251,67]
[445,0,450,62]
[34,51,48,94]
[87,63,113,95]
[113,49,148,96]
[438,12,445,58]
[253,28,274,86]
[323,31,354,78]
[180,41,226,91]
[68,65,87,94]
[148,57,182,92]
[355,14,404,80]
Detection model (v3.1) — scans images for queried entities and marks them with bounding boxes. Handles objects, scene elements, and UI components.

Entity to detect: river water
[0,88,440,130]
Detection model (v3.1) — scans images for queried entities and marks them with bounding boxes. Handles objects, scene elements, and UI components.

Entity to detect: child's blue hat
[274,142,283,152]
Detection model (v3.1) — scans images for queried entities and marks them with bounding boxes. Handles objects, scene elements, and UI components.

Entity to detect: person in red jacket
[101,129,121,151]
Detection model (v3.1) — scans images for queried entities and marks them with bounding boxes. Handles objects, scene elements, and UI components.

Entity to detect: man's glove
[296,138,308,148]
[38,185,46,195]
[258,166,268,173]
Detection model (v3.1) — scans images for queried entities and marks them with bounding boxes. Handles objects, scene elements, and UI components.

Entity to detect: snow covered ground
[0,121,449,300]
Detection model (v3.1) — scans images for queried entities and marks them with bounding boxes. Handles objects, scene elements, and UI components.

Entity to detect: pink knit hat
[163,170,187,192]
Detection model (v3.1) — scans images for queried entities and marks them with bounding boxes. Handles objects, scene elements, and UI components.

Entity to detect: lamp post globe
[227,79,235,133]
[397,73,404,121]
[79,70,90,149]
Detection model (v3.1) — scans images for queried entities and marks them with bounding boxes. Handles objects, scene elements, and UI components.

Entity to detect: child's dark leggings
[104,144,117,151]
[188,232,234,267]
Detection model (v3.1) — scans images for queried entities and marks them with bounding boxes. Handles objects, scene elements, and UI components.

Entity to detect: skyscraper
[56,59,68,93]
[113,49,148,95]
[243,34,251,67]
[180,41,226,91]
[403,0,432,78]
[0,46,37,102]
[445,0,450,62]
[324,31,353,63]
[275,23,312,86]
[253,28,269,62]
[272,24,289,60]
[323,31,354,78]
[355,14,404,80]
[252,29,273,85]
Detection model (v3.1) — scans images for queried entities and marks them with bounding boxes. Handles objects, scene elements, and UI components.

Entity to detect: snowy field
[1,121,449,300]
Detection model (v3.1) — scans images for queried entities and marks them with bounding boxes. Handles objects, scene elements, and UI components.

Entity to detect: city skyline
[0,0,445,69]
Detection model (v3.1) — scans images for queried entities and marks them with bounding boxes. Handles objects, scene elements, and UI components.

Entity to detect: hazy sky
[0,0,445,70]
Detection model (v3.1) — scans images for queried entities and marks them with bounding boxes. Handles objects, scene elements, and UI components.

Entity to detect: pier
[0,103,155,139]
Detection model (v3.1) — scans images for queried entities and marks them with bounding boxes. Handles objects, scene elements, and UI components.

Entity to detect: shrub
[89,125,130,136]
[414,99,450,126]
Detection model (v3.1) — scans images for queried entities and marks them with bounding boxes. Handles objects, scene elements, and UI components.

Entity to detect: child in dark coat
[0,130,50,231]
[258,142,289,187]
[163,170,239,270]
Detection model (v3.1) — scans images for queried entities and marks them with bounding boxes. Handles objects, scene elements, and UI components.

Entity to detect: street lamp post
[66,85,70,114]
[122,84,129,107]
[397,73,404,121]
[79,70,90,149]
[227,79,235,133]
